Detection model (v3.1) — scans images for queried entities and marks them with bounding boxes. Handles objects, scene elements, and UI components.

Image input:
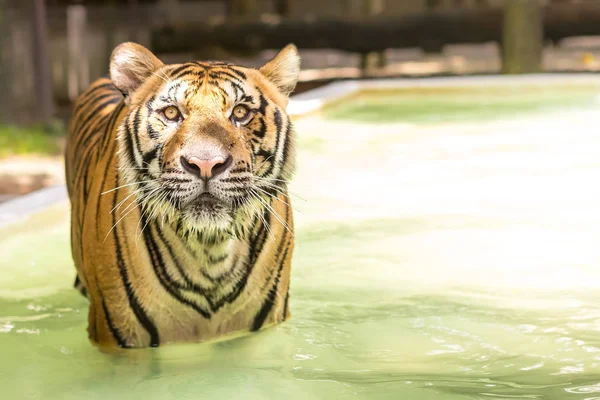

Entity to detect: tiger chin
[65,42,299,348]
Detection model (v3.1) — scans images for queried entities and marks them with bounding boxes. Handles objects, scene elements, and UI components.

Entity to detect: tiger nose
[180,155,233,179]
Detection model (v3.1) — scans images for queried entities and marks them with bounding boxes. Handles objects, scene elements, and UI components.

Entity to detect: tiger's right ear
[110,42,164,99]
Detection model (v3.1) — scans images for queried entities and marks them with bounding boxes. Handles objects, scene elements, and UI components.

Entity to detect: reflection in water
[2,97,600,399]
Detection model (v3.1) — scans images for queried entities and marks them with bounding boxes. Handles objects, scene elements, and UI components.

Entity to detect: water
[2,94,600,399]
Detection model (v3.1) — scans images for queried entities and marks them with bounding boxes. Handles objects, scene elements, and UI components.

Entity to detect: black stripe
[145,96,161,140]
[252,117,267,139]
[202,257,244,313]
[251,201,292,331]
[280,118,293,169]
[229,81,246,101]
[218,210,270,307]
[83,161,91,202]
[202,255,239,288]
[207,253,228,264]
[165,227,240,293]
[101,297,129,348]
[100,101,125,150]
[154,222,207,293]
[74,114,117,179]
[73,95,119,156]
[258,200,290,288]
[72,111,112,176]
[142,219,212,319]
[95,140,118,236]
[199,213,269,314]
[208,70,244,84]
[142,146,160,166]
[174,69,205,80]
[174,68,204,80]
[167,83,181,101]
[73,82,116,113]
[258,93,268,114]
[251,239,291,331]
[251,286,278,331]
[130,107,144,161]
[215,85,229,101]
[93,101,125,233]
[123,113,140,169]
[262,108,283,178]
[170,63,194,75]
[147,125,160,140]
[220,176,252,184]
[112,173,160,347]
[282,290,290,319]
[248,209,271,266]
[228,67,247,80]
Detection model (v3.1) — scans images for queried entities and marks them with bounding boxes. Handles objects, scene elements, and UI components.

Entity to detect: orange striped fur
[65,43,299,348]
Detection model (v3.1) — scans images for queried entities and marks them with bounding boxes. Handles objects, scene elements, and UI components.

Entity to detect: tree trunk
[0,0,7,123]
[67,5,88,101]
[227,0,256,17]
[158,0,180,26]
[32,0,54,124]
[128,0,140,42]
[425,0,442,11]
[105,0,118,74]
[360,0,386,71]
[502,0,543,74]
[275,0,291,17]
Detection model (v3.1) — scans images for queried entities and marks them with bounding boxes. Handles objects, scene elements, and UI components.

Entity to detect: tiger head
[110,43,299,239]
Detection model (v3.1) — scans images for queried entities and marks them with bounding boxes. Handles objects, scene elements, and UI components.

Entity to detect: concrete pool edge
[2,73,600,227]
[286,73,600,116]
[0,185,68,228]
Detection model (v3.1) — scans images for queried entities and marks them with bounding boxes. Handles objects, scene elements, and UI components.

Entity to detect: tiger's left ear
[259,44,300,97]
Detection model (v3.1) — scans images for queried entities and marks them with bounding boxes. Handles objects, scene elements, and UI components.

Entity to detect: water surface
[2,87,600,399]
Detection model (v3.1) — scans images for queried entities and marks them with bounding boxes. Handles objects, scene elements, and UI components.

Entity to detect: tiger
[65,42,299,348]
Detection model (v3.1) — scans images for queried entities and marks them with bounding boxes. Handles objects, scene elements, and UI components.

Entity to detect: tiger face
[110,43,299,237]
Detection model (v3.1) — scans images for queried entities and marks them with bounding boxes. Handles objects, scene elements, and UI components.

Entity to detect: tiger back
[65,43,299,348]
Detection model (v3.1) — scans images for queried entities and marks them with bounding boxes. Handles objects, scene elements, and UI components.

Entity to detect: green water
[323,85,600,123]
[2,87,600,399]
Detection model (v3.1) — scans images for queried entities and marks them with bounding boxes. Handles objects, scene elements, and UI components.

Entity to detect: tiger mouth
[194,192,222,206]
[185,192,228,212]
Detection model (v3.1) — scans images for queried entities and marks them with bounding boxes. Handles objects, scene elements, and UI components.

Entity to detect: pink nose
[181,155,232,179]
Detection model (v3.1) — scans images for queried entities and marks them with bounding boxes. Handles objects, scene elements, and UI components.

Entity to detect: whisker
[246,191,275,242]
[135,188,167,244]
[101,179,158,195]
[252,185,298,211]
[253,176,289,184]
[103,195,147,243]
[110,186,144,214]
[254,198,275,242]
[152,70,172,85]
[250,189,294,236]
[254,179,307,202]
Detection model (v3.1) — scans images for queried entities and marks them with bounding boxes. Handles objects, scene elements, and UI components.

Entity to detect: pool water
[323,85,600,123]
[2,87,600,399]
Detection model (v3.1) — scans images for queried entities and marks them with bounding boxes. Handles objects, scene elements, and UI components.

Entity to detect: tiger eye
[232,104,249,120]
[164,106,180,121]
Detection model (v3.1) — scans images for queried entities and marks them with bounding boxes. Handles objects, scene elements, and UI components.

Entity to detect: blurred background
[0,0,599,199]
